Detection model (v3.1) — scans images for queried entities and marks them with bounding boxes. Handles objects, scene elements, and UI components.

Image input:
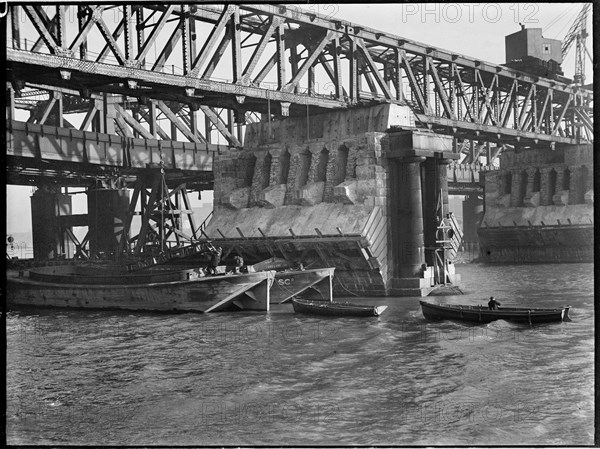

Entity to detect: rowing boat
[291,298,388,317]
[419,300,571,324]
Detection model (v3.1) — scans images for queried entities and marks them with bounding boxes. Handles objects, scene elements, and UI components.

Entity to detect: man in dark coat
[206,246,222,275]
[233,254,244,274]
[488,296,501,310]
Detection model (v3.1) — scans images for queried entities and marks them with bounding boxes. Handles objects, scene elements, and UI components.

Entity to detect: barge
[6,265,275,313]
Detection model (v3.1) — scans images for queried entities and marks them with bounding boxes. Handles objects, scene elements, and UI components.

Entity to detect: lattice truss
[7,4,593,148]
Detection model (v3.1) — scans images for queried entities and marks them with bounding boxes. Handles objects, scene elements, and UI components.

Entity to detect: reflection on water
[7,263,593,445]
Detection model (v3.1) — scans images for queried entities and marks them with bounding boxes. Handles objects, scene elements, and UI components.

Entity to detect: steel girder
[8,82,252,148]
[6,4,593,147]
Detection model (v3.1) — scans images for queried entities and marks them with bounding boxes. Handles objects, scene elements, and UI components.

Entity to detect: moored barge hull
[6,268,275,313]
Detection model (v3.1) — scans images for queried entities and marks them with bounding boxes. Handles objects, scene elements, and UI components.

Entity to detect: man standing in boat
[488,296,501,310]
[206,245,222,275]
[233,254,244,274]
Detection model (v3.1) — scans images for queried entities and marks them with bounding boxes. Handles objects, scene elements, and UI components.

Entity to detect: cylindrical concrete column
[423,158,437,260]
[437,158,450,215]
[31,189,71,260]
[87,188,130,257]
[395,156,426,278]
[423,157,450,266]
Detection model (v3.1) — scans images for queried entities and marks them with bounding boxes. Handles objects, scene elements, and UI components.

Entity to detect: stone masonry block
[356,179,377,199]
[295,181,325,206]
[257,184,287,208]
[332,179,377,205]
[333,180,358,204]
[362,197,375,207]
[495,194,511,208]
[222,187,251,210]
[553,190,569,206]
[357,156,377,165]
[523,192,540,208]
[356,164,376,180]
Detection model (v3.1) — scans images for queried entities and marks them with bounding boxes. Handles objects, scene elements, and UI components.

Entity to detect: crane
[561,4,592,85]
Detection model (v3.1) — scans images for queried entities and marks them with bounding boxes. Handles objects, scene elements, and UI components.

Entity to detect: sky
[5,3,593,237]
[332,3,591,80]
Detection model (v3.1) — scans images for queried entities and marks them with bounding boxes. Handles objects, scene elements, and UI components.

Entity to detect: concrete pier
[31,188,72,260]
[479,143,593,262]
[393,156,426,279]
[203,105,460,296]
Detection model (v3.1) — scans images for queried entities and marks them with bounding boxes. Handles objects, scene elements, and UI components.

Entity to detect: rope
[306,102,310,140]
[335,277,358,297]
[544,4,578,34]
[552,7,582,40]
[267,90,271,138]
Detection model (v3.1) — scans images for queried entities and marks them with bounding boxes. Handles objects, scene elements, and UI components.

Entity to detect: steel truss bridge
[5,4,594,188]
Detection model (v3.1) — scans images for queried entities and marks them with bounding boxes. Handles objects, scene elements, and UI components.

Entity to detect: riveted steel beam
[6,4,593,146]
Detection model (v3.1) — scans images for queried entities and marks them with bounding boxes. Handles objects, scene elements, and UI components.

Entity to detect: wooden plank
[370,230,388,260]
[362,206,381,238]
[366,214,386,247]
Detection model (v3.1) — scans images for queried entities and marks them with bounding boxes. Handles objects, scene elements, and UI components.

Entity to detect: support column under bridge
[201,104,460,297]
[29,185,130,261]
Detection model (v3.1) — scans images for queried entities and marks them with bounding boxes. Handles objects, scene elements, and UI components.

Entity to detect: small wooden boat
[291,298,388,317]
[6,265,275,313]
[420,300,571,324]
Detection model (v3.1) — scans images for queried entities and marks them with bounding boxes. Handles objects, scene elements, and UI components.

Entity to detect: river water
[6,263,594,445]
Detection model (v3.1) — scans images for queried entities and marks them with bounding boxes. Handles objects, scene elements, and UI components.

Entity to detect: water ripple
[7,262,594,445]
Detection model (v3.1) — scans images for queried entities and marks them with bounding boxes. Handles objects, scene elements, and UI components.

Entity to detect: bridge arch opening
[519,170,528,206]
[503,171,512,195]
[261,153,272,189]
[546,168,557,205]
[297,150,312,187]
[244,154,257,187]
[278,149,291,185]
[335,145,349,184]
[562,168,571,192]
[316,148,329,183]
[533,169,541,193]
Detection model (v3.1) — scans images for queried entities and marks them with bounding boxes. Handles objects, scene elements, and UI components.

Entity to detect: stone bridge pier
[478,143,593,262]
[203,104,459,296]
